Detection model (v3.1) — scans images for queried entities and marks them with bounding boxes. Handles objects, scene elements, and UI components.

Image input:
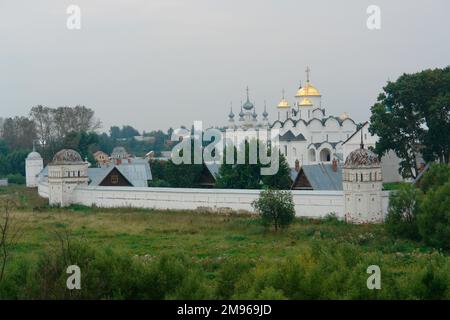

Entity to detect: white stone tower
[48,149,88,207]
[25,149,43,188]
[342,133,383,223]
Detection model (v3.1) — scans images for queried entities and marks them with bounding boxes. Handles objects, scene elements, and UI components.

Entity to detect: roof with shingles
[291,163,343,190]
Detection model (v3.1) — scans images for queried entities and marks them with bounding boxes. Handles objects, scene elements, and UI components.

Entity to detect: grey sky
[1,0,449,133]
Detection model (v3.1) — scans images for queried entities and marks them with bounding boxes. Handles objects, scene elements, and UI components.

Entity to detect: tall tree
[216,141,292,190]
[369,67,450,178]
[2,117,37,150]
[29,105,54,146]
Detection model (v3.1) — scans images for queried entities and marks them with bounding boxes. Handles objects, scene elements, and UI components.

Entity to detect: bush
[5,174,25,185]
[18,239,210,299]
[418,163,450,193]
[215,258,254,299]
[417,181,450,250]
[385,183,422,240]
[148,179,171,188]
[252,189,295,231]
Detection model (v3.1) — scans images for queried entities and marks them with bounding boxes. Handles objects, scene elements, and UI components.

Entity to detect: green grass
[0,186,448,299]
[383,182,404,191]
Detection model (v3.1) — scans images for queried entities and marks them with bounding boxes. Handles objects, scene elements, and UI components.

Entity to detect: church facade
[226,68,357,168]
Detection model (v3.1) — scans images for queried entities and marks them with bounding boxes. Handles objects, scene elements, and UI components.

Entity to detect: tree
[418,163,450,193]
[29,105,54,145]
[385,183,422,240]
[261,153,292,190]
[0,117,4,137]
[369,67,450,178]
[6,151,29,176]
[417,180,450,250]
[216,141,292,190]
[30,105,101,161]
[61,131,99,164]
[2,117,37,150]
[0,198,22,284]
[109,125,140,140]
[252,189,295,232]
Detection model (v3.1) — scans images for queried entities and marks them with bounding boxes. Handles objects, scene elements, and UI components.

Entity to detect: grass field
[0,185,449,299]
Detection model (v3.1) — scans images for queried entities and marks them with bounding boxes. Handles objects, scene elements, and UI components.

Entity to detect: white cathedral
[225,67,401,182]
[226,68,358,168]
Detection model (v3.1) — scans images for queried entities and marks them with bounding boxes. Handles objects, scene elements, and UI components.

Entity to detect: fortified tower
[342,134,383,223]
[48,149,88,207]
[25,149,43,187]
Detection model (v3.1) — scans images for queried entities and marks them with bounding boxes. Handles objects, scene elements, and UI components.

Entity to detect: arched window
[319,148,331,162]
[308,149,316,162]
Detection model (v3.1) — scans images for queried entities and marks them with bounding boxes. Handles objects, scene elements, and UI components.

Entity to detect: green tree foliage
[252,189,295,231]
[261,154,292,190]
[109,125,140,140]
[149,146,203,188]
[385,183,422,240]
[369,67,450,178]
[61,131,99,164]
[418,180,450,250]
[162,160,203,188]
[1,117,37,150]
[216,142,292,190]
[418,163,450,193]
[386,164,450,250]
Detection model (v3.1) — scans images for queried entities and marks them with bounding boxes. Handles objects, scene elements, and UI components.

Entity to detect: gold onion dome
[277,98,290,108]
[295,82,321,97]
[299,98,313,106]
[277,89,290,108]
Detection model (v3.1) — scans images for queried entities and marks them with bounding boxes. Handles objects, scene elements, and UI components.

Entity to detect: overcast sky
[1,0,449,133]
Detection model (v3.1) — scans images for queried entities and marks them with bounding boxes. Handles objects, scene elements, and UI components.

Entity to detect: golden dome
[295,82,321,97]
[277,98,290,108]
[299,98,313,106]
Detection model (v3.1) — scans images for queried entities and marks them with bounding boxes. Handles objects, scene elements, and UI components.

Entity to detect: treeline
[0,105,172,181]
[150,142,293,190]
[386,164,450,250]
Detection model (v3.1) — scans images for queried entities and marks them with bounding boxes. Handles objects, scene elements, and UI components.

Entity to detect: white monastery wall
[38,181,49,198]
[37,185,390,219]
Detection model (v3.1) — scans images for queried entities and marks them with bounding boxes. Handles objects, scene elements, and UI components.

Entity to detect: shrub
[418,163,450,193]
[385,183,422,240]
[215,258,254,299]
[322,212,344,225]
[417,181,450,250]
[22,240,211,299]
[252,189,295,231]
[5,174,25,185]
